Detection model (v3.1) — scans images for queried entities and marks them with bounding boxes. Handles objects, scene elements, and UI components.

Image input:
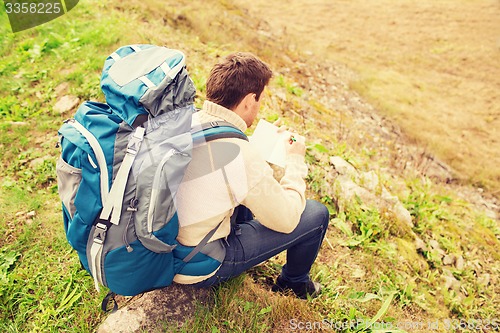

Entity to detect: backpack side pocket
[56,156,82,220]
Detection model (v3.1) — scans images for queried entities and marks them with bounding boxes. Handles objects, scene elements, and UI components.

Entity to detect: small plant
[335,200,386,248]
[274,74,304,97]
[0,249,20,297]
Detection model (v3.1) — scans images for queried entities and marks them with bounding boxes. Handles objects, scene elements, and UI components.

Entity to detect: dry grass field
[236,0,500,195]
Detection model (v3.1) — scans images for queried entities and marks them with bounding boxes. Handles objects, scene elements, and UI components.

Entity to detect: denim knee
[305,199,330,230]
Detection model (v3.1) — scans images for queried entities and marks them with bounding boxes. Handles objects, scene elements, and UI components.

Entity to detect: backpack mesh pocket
[56,156,82,219]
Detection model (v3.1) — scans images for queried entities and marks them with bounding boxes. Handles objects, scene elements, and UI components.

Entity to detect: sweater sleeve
[242,149,308,234]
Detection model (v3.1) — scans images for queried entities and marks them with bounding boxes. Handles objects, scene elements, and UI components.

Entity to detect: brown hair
[206,52,273,110]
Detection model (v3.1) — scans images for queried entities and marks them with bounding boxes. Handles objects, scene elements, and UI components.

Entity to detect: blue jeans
[192,200,330,288]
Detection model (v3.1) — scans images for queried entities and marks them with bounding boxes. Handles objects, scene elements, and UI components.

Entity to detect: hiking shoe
[271,275,322,299]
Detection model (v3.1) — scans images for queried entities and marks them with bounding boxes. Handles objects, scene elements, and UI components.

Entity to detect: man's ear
[233,93,256,121]
[240,93,256,110]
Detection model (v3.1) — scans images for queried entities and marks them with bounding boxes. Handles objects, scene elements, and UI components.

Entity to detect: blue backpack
[56,45,247,298]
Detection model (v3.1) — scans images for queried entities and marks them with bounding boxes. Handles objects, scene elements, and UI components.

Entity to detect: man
[174,52,329,299]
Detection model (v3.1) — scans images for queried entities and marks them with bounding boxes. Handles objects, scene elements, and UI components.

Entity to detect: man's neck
[201,100,248,132]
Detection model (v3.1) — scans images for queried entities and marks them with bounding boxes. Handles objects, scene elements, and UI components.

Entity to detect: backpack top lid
[100,44,196,126]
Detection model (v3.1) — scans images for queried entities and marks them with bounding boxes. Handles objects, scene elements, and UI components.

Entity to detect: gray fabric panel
[108,47,180,87]
[200,239,226,263]
[145,105,193,136]
[93,122,141,258]
[112,122,133,180]
[86,224,106,286]
[105,122,139,254]
[56,156,81,219]
[135,133,192,252]
[131,108,193,253]
[140,68,195,117]
[104,182,140,251]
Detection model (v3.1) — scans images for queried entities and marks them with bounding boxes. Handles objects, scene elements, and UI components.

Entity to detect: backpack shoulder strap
[192,121,248,143]
[180,121,247,268]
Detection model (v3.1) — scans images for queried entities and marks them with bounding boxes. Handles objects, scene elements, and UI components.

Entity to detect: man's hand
[286,133,306,157]
[273,118,306,157]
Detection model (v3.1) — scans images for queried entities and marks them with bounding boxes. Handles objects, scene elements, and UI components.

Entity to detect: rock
[54,82,70,97]
[331,156,414,231]
[442,269,461,291]
[455,255,465,270]
[422,156,454,184]
[330,156,357,176]
[335,176,373,205]
[442,275,455,290]
[8,121,28,126]
[97,284,211,333]
[275,90,287,101]
[360,170,379,192]
[484,209,498,221]
[54,95,80,114]
[442,254,455,266]
[414,237,426,251]
[427,240,445,259]
[99,307,145,333]
[352,267,366,278]
[429,240,440,250]
[477,274,490,286]
[391,201,413,228]
[29,157,50,168]
[381,188,413,228]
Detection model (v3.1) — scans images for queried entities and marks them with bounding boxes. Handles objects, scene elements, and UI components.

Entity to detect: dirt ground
[235,0,500,194]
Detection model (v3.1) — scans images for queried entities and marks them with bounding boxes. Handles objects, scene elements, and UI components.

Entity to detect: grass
[0,0,499,332]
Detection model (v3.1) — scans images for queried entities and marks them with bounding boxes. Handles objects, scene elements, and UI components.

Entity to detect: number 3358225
[5,2,62,14]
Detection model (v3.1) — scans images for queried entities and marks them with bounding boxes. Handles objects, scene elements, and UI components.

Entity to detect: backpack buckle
[126,127,146,155]
[210,121,219,128]
[93,222,108,244]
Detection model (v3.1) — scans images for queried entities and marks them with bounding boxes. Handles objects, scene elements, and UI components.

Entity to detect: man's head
[206,52,273,126]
